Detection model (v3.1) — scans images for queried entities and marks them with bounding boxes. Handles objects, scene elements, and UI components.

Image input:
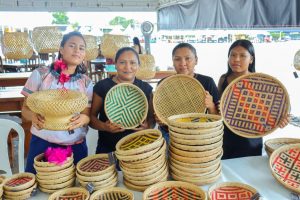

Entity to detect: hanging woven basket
[136,54,156,80]
[32,26,62,53]
[101,34,130,59]
[83,34,98,61]
[293,49,300,71]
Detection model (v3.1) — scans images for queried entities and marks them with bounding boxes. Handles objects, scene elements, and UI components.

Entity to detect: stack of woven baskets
[2,173,36,199]
[264,138,300,157]
[34,153,75,193]
[167,113,223,185]
[76,154,118,190]
[115,129,168,191]
[48,187,90,200]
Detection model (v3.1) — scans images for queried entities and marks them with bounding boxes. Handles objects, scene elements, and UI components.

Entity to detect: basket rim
[171,138,223,152]
[76,169,116,182]
[34,153,73,168]
[169,124,223,135]
[48,187,90,200]
[170,132,223,146]
[170,158,219,174]
[170,144,223,158]
[264,137,300,151]
[169,127,223,140]
[90,187,134,200]
[3,172,35,191]
[4,182,37,196]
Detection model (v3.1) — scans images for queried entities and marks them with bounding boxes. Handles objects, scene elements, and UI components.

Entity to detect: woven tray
[170,128,223,140]
[294,49,300,71]
[269,144,300,193]
[169,124,223,135]
[48,187,90,200]
[34,153,73,168]
[105,83,148,129]
[136,54,156,80]
[3,173,35,192]
[220,73,290,138]
[264,137,300,156]
[153,74,206,125]
[27,89,88,130]
[90,187,134,200]
[4,182,37,197]
[143,181,207,200]
[208,182,258,200]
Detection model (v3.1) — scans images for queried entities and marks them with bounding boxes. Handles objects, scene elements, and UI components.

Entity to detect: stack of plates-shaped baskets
[76,154,118,191]
[3,172,36,200]
[167,113,223,185]
[48,187,90,200]
[34,153,75,193]
[115,129,168,191]
[264,138,300,157]
[90,187,134,200]
[0,175,5,199]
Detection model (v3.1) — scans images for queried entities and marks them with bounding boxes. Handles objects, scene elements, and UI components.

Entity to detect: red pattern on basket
[79,158,110,172]
[147,187,203,199]
[211,186,254,200]
[58,192,85,200]
[5,177,32,187]
[272,148,300,188]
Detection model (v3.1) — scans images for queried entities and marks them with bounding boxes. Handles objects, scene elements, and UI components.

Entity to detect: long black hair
[133,37,142,54]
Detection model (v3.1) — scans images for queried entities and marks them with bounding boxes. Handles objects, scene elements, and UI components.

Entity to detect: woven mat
[220,73,290,138]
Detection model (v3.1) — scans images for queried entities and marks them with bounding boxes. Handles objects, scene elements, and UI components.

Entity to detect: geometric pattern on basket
[221,73,289,137]
[5,177,32,187]
[271,148,300,189]
[120,133,159,151]
[79,158,110,172]
[96,192,132,200]
[105,83,148,129]
[210,186,254,200]
[147,187,204,199]
[59,192,86,200]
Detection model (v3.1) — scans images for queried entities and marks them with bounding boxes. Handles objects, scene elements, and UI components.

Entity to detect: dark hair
[51,31,87,74]
[172,43,198,59]
[133,37,142,54]
[115,47,140,65]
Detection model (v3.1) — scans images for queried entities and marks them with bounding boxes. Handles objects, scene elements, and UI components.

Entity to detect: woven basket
[101,34,130,59]
[264,137,300,157]
[143,181,207,200]
[34,153,73,168]
[4,182,37,197]
[170,132,223,146]
[39,177,75,190]
[136,54,156,80]
[220,72,290,138]
[26,89,88,130]
[120,159,166,177]
[294,49,300,71]
[32,26,62,53]
[76,169,116,182]
[269,144,300,193]
[170,163,221,178]
[2,32,33,59]
[170,144,223,158]
[77,172,117,187]
[169,124,223,135]
[48,187,90,200]
[153,74,206,125]
[3,173,35,192]
[208,182,258,200]
[169,128,223,140]
[170,159,220,174]
[90,187,134,200]
[105,83,148,129]
[36,165,75,180]
[83,34,98,61]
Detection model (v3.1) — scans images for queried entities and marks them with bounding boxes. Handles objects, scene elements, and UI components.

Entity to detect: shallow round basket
[153,74,206,125]
[294,49,300,71]
[105,83,148,129]
[34,153,73,168]
[208,182,258,200]
[101,34,130,59]
[3,173,35,192]
[169,124,223,135]
[143,181,207,200]
[171,138,223,152]
[26,89,88,130]
[269,144,300,193]
[220,72,290,138]
[264,137,300,156]
[48,187,90,200]
[36,165,75,180]
[32,26,62,53]
[170,128,223,140]
[136,54,156,80]
[4,182,37,197]
[168,113,223,129]
[90,187,134,200]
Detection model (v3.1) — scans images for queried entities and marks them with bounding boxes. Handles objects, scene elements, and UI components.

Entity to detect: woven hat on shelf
[220,72,290,138]
[136,54,156,80]
[90,187,134,200]
[101,34,130,59]
[48,187,90,200]
[32,26,62,53]
[264,137,300,157]
[294,49,300,71]
[83,34,98,61]
[26,89,88,130]
[2,32,33,59]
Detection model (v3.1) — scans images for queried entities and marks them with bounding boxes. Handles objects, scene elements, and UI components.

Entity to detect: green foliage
[109,16,135,29]
[269,32,286,40]
[51,12,70,25]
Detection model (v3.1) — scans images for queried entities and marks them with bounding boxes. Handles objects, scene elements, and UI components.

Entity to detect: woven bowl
[136,54,156,80]
[294,49,300,71]
[169,124,223,135]
[3,173,35,192]
[48,187,90,200]
[220,72,290,138]
[171,138,223,152]
[101,34,130,59]
[264,137,300,156]
[208,182,258,200]
[90,187,134,200]
[32,26,62,53]
[169,128,223,140]
[83,34,98,61]
[36,165,75,180]
[34,153,73,168]
[27,89,88,130]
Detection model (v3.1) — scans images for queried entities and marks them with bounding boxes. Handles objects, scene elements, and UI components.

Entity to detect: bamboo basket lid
[220,73,290,138]
[27,89,88,130]
[136,54,156,80]
[105,83,148,129]
[153,74,206,125]
[32,26,62,53]
[269,144,300,193]
[90,187,134,200]
[48,187,90,200]
[208,182,258,200]
[3,173,35,192]
[101,34,130,59]
[294,49,300,71]
[143,181,207,200]
[83,34,98,61]
[264,137,300,156]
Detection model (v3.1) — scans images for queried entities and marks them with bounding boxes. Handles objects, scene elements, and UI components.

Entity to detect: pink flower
[54,59,68,71]
[58,73,70,85]
[44,146,72,165]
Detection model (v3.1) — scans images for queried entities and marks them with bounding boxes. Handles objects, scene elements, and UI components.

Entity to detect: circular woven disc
[105,83,148,129]
[265,138,300,153]
[293,49,300,71]
[153,74,206,125]
[220,73,290,138]
[90,187,134,200]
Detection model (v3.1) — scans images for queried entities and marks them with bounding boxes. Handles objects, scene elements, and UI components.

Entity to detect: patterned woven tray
[48,187,90,200]
[3,173,35,192]
[265,138,300,153]
[143,181,207,200]
[90,187,134,200]
[105,83,148,129]
[153,74,206,125]
[220,73,290,138]
[269,144,300,193]
[208,182,258,200]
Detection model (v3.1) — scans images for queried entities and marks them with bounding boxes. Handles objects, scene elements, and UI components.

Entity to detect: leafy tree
[109,16,135,29]
[51,12,70,25]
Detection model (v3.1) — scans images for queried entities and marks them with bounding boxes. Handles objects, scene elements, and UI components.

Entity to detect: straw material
[169,124,223,135]
[153,74,206,125]
[101,34,130,59]
[26,89,88,130]
[34,153,73,168]
[3,173,35,192]
[170,133,223,146]
[39,177,75,190]
[105,83,148,129]
[4,183,36,197]
[36,165,75,180]
[220,72,290,138]
[83,34,98,61]
[208,182,258,200]
[170,159,220,174]
[170,163,221,179]
[77,172,118,188]
[171,138,223,152]
[32,26,62,53]
[294,49,300,71]
[170,145,223,158]
[170,149,223,163]
[143,181,207,200]
[48,187,90,200]
[34,159,74,173]
[90,187,134,200]
[136,54,156,80]
[76,169,116,182]
[169,128,223,140]
[2,32,33,59]
[264,137,300,156]
[120,159,166,177]
[269,144,300,193]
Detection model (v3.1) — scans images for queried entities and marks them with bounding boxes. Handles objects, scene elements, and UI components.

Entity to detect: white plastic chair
[0,119,25,176]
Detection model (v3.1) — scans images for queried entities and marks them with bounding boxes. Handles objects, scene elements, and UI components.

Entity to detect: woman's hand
[278,113,290,128]
[32,113,45,130]
[68,113,90,130]
[103,120,125,133]
[205,91,218,114]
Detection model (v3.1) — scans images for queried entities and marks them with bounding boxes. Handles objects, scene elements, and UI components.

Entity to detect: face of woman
[116,50,139,81]
[172,47,197,76]
[228,45,253,74]
[59,36,86,68]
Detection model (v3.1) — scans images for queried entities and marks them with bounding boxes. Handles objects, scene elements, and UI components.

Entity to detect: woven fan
[83,34,98,61]
[136,54,156,80]
[32,26,62,53]
[101,34,130,59]
[293,49,300,71]
[105,83,148,129]
[220,73,290,138]
[153,74,206,126]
